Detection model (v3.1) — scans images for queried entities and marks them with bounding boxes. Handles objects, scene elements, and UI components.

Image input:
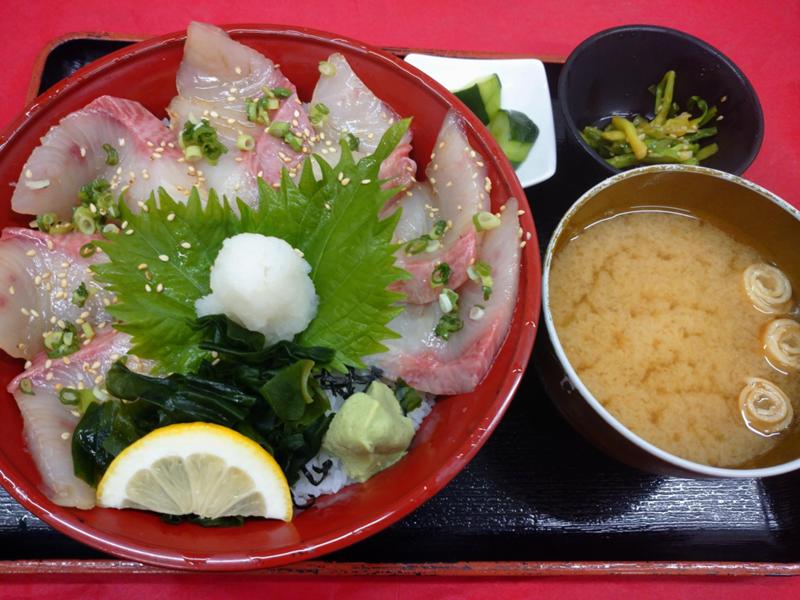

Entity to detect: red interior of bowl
[0,24,541,570]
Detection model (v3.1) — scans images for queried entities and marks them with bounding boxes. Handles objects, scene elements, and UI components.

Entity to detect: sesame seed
[25,169,33,178]
[430,177,436,185]
[446,181,453,187]
[156,283,164,293]
[227,96,236,102]
[63,356,70,364]
[361,179,371,185]
[166,213,176,222]
[125,229,135,235]
[45,372,53,381]
[24,360,32,369]
[8,285,14,295]
[520,241,527,248]
[145,283,152,292]
[119,138,126,146]
[46,240,53,250]
[137,263,148,270]
[340,177,351,186]
[210,111,219,119]
[102,298,111,306]
[80,147,86,157]
[226,118,235,125]
[30,309,39,318]
[70,410,79,417]
[25,249,36,257]
[45,359,52,368]
[438,142,445,149]
[234,66,242,74]
[158,254,169,262]
[61,432,70,440]
[180,242,191,249]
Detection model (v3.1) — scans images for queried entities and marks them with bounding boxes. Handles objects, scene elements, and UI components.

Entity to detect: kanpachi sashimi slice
[310,53,416,188]
[168,21,295,147]
[389,111,488,304]
[7,331,140,508]
[251,94,315,186]
[372,198,520,395]
[12,96,199,220]
[0,228,114,359]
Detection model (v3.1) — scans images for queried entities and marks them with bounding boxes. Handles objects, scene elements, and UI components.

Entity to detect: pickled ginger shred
[195,233,318,343]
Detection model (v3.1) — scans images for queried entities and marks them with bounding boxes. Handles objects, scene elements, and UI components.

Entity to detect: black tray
[2,37,799,567]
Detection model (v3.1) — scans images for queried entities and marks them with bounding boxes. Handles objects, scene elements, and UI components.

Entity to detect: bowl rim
[556,24,765,177]
[0,23,540,569]
[542,163,800,478]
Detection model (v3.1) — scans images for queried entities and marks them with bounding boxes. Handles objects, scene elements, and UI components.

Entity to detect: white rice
[291,383,434,505]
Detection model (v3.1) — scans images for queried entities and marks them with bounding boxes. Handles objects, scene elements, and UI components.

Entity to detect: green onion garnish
[345,132,360,152]
[36,212,57,233]
[58,387,96,415]
[284,132,303,152]
[467,260,494,300]
[79,242,96,258]
[431,263,451,287]
[19,378,34,395]
[272,86,292,98]
[268,121,290,138]
[434,313,463,340]
[43,322,80,358]
[180,119,228,165]
[473,211,501,231]
[319,60,336,77]
[438,288,459,314]
[71,282,89,307]
[404,236,431,255]
[237,133,255,151]
[309,102,330,126]
[102,143,119,166]
[73,206,97,235]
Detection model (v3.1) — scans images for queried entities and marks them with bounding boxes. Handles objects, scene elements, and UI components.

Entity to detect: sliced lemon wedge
[96,422,292,521]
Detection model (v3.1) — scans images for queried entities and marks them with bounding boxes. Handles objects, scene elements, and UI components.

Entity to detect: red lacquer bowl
[0,25,541,570]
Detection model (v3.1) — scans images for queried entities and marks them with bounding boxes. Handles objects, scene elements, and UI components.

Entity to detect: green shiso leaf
[92,119,412,373]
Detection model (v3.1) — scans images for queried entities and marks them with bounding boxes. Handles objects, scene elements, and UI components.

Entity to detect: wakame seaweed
[71,316,337,487]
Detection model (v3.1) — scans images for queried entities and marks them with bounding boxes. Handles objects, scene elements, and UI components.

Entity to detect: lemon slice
[96,422,292,521]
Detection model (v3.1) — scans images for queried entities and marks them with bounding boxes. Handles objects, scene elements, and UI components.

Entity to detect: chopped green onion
[79,242,96,258]
[43,322,80,358]
[73,206,97,235]
[237,133,255,151]
[344,132,360,151]
[19,378,34,395]
[71,282,89,307]
[404,236,431,255]
[434,313,463,340]
[36,212,57,233]
[438,288,459,314]
[431,220,448,240]
[58,387,96,415]
[81,322,95,339]
[319,60,336,77]
[467,260,494,300]
[49,222,74,235]
[309,102,330,126]
[695,143,719,161]
[284,132,303,152]
[395,378,423,414]
[473,211,501,231]
[267,98,280,111]
[431,263,452,287]
[469,304,486,320]
[102,143,119,166]
[183,145,203,161]
[245,98,259,122]
[268,121,290,138]
[271,86,292,98]
[425,239,441,253]
[102,223,120,234]
[180,119,227,165]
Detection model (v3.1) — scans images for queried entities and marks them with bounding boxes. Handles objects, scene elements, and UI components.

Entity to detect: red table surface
[1,0,799,597]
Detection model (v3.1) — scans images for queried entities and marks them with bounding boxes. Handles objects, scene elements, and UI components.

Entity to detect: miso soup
[549,209,800,468]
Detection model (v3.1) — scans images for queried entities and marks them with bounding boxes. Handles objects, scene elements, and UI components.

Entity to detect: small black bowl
[558,25,764,177]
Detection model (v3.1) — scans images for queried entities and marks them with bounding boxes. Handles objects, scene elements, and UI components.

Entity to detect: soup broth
[549,209,800,468]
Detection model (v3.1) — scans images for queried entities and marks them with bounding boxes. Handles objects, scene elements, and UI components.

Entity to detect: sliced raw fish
[310,53,416,187]
[389,111,488,304]
[372,198,520,395]
[252,94,315,186]
[7,331,140,509]
[168,21,294,148]
[0,228,114,359]
[12,96,198,220]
